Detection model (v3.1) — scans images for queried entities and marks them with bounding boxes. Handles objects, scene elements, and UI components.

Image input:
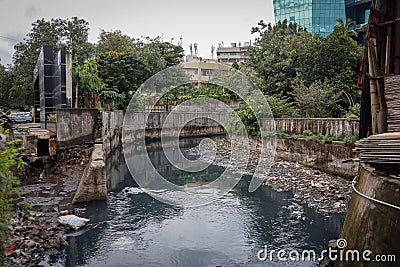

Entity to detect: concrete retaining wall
[102,111,358,178]
[57,108,99,148]
[263,118,359,137]
[338,164,400,266]
[276,137,357,178]
[102,110,124,155]
[72,143,106,204]
[228,135,357,178]
[103,111,226,153]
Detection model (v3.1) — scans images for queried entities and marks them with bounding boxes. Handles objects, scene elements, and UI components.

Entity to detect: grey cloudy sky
[0,0,274,66]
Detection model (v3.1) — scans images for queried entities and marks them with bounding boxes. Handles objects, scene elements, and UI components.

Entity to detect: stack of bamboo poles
[385,75,400,132]
[355,132,400,165]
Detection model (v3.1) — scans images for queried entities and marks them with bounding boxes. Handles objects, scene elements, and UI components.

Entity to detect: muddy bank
[197,138,352,215]
[5,145,93,266]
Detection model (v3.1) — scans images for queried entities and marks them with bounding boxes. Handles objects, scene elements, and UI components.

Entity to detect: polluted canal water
[44,138,344,267]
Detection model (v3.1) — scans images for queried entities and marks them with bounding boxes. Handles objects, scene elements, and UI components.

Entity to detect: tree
[132,37,184,75]
[246,20,312,100]
[336,18,358,38]
[0,60,12,107]
[265,95,299,118]
[99,89,124,111]
[59,17,94,64]
[96,51,150,108]
[73,59,105,108]
[295,22,362,113]
[96,29,134,54]
[293,78,341,118]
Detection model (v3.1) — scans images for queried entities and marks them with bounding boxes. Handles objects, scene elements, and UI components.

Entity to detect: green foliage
[247,19,362,117]
[295,21,362,114]
[93,34,184,110]
[47,114,56,122]
[275,130,290,138]
[274,129,359,143]
[73,59,105,108]
[293,78,341,117]
[96,29,134,54]
[302,130,313,136]
[265,95,299,118]
[345,103,361,119]
[99,89,125,110]
[226,106,260,135]
[160,83,238,105]
[133,37,184,73]
[343,134,359,143]
[0,124,26,263]
[247,20,312,99]
[0,60,12,107]
[96,51,149,108]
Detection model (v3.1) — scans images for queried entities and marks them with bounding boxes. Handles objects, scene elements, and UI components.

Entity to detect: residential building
[182,58,230,85]
[216,42,250,64]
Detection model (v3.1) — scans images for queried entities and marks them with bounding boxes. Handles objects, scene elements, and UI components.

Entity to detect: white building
[216,42,250,64]
[182,58,230,85]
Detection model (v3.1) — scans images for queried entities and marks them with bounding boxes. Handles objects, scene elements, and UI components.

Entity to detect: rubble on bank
[5,145,93,266]
[195,138,352,215]
[5,212,68,266]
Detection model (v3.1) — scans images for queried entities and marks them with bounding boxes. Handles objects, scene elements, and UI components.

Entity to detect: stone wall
[56,108,99,148]
[263,118,359,137]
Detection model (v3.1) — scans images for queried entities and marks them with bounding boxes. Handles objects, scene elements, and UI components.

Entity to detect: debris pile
[5,213,68,266]
[265,161,351,214]
[194,138,352,214]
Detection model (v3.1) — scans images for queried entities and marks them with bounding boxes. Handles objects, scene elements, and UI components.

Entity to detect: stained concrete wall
[56,108,99,148]
[228,135,357,178]
[275,137,357,178]
[102,110,124,155]
[338,164,400,267]
[72,143,106,204]
[103,111,226,154]
[263,118,359,137]
[102,111,358,177]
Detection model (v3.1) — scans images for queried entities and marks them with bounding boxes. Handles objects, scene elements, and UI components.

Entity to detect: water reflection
[46,138,344,267]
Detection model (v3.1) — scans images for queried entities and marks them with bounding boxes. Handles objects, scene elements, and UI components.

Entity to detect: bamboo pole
[367,39,380,135]
[385,26,392,75]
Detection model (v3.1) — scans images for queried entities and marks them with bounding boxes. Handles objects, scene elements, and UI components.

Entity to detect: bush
[0,124,25,264]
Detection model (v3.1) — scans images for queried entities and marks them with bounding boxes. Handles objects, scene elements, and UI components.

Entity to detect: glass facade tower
[273,0,346,36]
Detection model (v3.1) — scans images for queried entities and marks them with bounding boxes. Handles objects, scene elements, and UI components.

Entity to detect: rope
[352,176,400,211]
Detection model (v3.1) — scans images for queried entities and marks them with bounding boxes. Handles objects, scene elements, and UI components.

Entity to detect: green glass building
[273,0,346,36]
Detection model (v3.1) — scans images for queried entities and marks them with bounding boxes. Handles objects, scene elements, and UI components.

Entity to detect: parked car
[9,112,33,123]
